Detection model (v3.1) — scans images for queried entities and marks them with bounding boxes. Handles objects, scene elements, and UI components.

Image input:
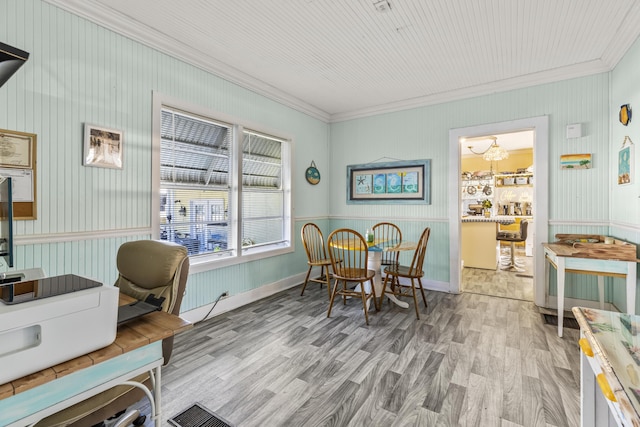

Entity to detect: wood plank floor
[144,282,580,427]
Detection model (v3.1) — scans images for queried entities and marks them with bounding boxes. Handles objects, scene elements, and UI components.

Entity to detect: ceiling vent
[374,0,391,13]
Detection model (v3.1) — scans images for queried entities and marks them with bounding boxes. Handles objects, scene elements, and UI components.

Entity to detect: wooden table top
[543,242,639,262]
[331,238,416,252]
[0,293,192,399]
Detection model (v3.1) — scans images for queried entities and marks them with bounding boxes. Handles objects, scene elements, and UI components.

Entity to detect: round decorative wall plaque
[305,161,321,185]
[620,104,632,126]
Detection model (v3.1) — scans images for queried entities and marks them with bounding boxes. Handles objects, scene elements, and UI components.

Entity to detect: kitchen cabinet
[461,217,516,270]
[494,174,533,216]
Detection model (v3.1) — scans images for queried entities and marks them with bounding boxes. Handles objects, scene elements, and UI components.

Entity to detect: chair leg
[417,278,428,308]
[501,242,524,272]
[410,279,420,320]
[370,278,379,311]
[327,278,339,318]
[324,272,332,300]
[300,266,313,296]
[360,283,369,325]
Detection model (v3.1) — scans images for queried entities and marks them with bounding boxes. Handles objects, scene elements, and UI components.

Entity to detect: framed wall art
[618,136,634,185]
[560,153,592,169]
[83,124,123,169]
[346,159,431,204]
[0,129,37,219]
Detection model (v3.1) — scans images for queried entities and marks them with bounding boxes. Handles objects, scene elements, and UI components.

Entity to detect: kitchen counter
[460,218,503,270]
[462,216,516,225]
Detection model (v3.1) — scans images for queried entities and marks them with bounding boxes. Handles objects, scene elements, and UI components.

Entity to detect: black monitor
[0,177,13,267]
[0,41,29,88]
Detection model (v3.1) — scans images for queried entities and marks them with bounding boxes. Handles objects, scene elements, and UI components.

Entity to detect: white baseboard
[180,271,308,324]
[541,295,616,314]
[180,269,453,323]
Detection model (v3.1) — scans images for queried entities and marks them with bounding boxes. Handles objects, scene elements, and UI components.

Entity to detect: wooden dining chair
[326,228,379,325]
[300,223,333,298]
[373,222,402,267]
[380,227,431,319]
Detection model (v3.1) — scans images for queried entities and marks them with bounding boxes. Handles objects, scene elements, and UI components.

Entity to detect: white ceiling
[45,0,640,122]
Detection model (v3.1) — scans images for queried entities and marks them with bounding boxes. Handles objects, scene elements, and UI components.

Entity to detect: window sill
[188,243,293,274]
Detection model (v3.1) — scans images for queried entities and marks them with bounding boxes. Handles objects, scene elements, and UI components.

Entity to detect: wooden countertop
[0,293,192,399]
[544,241,639,262]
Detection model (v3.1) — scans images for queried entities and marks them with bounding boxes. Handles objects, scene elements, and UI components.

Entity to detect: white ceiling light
[468,136,510,161]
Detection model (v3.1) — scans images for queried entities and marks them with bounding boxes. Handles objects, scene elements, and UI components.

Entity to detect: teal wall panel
[0,0,329,311]
[610,35,640,312]
[330,74,611,299]
[328,219,448,283]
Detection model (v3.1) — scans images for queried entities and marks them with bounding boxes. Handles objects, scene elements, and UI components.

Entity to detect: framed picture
[618,137,634,185]
[347,159,431,204]
[83,124,123,169]
[560,153,592,169]
[0,128,35,169]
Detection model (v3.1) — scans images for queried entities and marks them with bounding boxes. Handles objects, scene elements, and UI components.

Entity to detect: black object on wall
[0,41,29,88]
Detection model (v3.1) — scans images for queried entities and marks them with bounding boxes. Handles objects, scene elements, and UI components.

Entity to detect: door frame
[448,116,549,307]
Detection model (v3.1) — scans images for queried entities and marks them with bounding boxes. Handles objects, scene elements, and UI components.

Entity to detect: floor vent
[168,403,234,427]
[542,313,580,330]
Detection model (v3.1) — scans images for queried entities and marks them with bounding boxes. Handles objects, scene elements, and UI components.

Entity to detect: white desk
[543,243,637,338]
[0,296,191,426]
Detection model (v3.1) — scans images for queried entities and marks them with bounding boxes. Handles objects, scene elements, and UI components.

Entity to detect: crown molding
[600,1,640,68]
[43,0,331,123]
[329,59,611,122]
[44,0,639,125]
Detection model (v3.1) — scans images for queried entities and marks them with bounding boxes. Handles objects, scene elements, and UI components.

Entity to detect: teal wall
[330,73,611,302]
[2,0,638,313]
[610,34,640,310]
[0,0,330,311]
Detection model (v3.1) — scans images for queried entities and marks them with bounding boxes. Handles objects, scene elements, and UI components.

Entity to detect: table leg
[597,276,604,310]
[580,345,596,427]
[627,261,637,315]
[557,256,565,338]
[154,365,161,425]
[368,252,409,309]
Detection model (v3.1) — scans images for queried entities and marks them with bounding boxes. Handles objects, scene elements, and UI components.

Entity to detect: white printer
[0,272,119,385]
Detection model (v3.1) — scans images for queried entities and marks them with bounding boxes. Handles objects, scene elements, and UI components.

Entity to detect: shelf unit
[494,173,533,187]
[461,178,494,200]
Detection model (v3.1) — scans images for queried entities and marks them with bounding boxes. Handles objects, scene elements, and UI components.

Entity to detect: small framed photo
[83,124,123,169]
[560,153,592,169]
[618,138,634,185]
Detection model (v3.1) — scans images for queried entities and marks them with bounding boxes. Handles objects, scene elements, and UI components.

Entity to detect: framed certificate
[0,129,34,169]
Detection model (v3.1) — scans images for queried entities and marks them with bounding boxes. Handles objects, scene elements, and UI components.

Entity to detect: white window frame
[152,92,293,274]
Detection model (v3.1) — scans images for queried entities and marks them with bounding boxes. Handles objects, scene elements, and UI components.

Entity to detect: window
[155,102,292,267]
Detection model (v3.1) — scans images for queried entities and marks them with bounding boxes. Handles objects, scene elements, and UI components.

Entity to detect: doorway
[448,116,549,307]
[460,131,534,301]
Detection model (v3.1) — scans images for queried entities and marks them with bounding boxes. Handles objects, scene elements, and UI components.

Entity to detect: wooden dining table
[543,241,637,337]
[0,293,192,426]
[330,236,417,309]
